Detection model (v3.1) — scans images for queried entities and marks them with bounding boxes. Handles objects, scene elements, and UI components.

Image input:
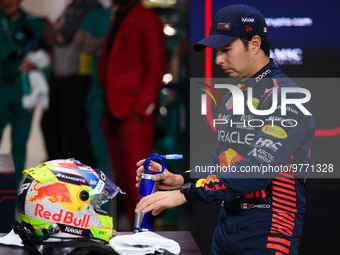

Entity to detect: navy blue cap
[194,4,268,52]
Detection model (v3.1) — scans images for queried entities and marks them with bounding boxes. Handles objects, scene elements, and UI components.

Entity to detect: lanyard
[0,15,12,39]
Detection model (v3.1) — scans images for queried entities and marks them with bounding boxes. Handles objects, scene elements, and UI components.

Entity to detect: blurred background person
[0,0,49,187]
[98,0,166,230]
[41,0,103,167]
[72,1,113,176]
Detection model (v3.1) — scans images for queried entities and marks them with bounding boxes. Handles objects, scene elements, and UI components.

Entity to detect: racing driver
[135,4,316,255]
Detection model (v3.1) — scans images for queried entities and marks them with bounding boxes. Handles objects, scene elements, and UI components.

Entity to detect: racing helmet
[17,158,124,242]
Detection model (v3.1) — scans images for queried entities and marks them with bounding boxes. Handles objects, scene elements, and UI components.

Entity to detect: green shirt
[0,10,45,81]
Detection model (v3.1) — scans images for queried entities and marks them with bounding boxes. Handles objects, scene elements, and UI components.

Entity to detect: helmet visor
[89,170,125,210]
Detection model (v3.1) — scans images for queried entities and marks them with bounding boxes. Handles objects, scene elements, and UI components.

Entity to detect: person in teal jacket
[72,6,112,176]
[0,0,47,187]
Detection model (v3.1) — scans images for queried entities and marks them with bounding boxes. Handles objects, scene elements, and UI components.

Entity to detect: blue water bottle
[134,154,183,233]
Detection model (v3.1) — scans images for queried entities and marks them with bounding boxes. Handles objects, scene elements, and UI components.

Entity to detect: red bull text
[34,203,90,228]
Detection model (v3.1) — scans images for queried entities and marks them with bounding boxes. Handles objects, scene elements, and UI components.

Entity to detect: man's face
[0,0,21,17]
[215,38,256,80]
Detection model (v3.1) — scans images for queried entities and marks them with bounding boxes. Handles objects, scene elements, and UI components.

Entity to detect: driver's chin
[226,72,238,78]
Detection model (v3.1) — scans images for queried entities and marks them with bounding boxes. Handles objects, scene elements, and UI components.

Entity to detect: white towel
[22,70,50,110]
[0,229,24,247]
[21,49,50,110]
[109,232,181,255]
[26,50,50,70]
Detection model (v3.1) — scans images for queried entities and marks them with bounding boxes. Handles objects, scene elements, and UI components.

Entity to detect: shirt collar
[242,58,281,88]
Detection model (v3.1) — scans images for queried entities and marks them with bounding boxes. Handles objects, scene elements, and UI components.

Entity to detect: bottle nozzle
[163,154,183,160]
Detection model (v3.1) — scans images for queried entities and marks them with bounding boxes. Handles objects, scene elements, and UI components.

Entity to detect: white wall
[21,0,70,23]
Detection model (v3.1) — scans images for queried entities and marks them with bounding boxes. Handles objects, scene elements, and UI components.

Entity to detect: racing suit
[182,59,316,254]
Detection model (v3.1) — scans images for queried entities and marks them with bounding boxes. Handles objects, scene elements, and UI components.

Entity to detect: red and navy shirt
[182,59,316,254]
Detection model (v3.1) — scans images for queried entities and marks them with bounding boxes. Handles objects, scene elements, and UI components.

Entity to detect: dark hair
[239,35,271,56]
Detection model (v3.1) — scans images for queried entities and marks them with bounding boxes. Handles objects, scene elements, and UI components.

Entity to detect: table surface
[0,231,201,255]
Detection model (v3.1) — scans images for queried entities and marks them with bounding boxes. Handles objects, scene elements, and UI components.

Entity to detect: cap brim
[193,34,239,52]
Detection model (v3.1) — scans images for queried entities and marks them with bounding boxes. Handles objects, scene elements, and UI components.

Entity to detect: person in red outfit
[98,0,165,229]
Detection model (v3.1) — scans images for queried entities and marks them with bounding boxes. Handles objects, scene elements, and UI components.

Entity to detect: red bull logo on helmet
[29,181,89,211]
[30,182,72,204]
[34,203,90,228]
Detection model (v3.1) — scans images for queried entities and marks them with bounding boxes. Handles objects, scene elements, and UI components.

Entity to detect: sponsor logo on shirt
[218,130,255,145]
[205,183,227,192]
[225,97,233,110]
[248,148,275,163]
[255,69,271,82]
[255,138,282,152]
[246,98,260,109]
[277,105,299,115]
[262,125,288,139]
[241,203,271,209]
[196,175,220,188]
